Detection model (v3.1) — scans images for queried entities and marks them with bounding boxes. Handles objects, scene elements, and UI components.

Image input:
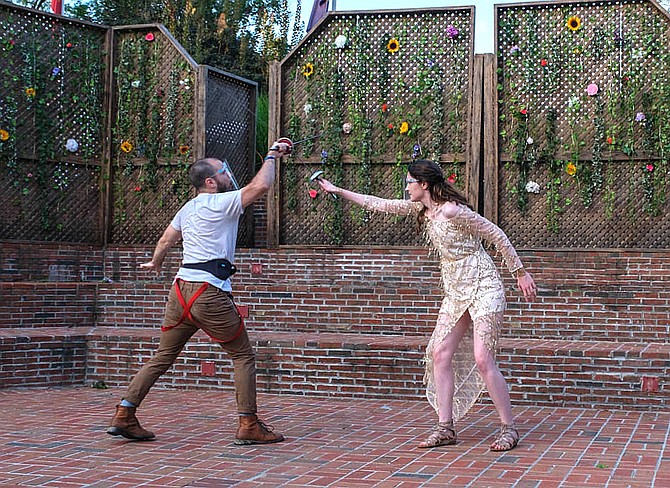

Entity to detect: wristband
[264,155,276,161]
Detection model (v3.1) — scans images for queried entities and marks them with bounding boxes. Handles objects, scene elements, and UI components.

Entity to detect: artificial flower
[387,38,400,53]
[134,186,142,192]
[446,25,459,39]
[526,137,534,145]
[399,122,409,134]
[342,122,352,134]
[131,80,141,88]
[566,162,577,176]
[567,16,581,31]
[66,42,73,49]
[381,103,388,112]
[334,35,347,49]
[0,129,8,141]
[25,87,36,97]
[302,63,314,78]
[65,139,79,152]
[387,123,394,130]
[636,112,646,122]
[519,108,527,115]
[303,103,312,114]
[412,144,421,159]
[145,33,155,42]
[509,45,520,55]
[51,67,61,77]
[447,173,457,184]
[586,83,599,96]
[646,164,655,172]
[308,189,318,199]
[607,136,614,145]
[568,96,580,108]
[179,145,190,155]
[120,141,133,153]
[540,59,548,67]
[525,181,541,194]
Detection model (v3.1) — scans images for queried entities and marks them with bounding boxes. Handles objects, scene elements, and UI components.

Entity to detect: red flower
[646,164,654,172]
[134,186,142,192]
[520,108,527,115]
[447,173,457,184]
[540,59,548,67]
[606,136,613,145]
[9,39,15,45]
[308,189,318,199]
[66,42,73,49]
[387,123,394,130]
[145,33,155,42]
[381,103,388,112]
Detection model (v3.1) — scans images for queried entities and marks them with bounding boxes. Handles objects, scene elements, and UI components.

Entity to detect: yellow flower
[399,121,409,134]
[25,87,36,97]
[567,16,581,31]
[566,162,577,176]
[0,129,8,141]
[302,63,314,79]
[120,141,133,153]
[387,38,400,53]
[178,145,190,155]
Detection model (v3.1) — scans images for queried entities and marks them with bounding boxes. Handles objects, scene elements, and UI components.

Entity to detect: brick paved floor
[0,387,668,487]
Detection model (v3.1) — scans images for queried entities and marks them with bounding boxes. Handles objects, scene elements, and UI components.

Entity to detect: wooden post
[467,54,484,212]
[482,53,498,224]
[266,61,281,248]
[194,66,207,161]
[100,27,116,246]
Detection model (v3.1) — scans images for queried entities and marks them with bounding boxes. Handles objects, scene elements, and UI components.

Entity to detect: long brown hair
[407,159,472,229]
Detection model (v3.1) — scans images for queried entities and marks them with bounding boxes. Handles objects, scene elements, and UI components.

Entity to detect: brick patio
[1,387,667,487]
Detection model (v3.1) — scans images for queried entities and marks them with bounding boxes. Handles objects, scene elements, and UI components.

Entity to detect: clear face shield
[221,160,239,190]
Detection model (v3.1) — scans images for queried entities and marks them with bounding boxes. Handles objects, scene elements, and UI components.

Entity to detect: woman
[317,159,536,451]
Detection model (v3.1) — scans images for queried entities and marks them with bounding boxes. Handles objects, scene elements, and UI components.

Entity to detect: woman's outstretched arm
[317,178,420,216]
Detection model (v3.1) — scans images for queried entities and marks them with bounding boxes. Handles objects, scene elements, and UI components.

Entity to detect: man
[107,140,290,445]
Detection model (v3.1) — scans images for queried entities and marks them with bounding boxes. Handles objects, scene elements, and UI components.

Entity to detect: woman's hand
[517,272,537,302]
[317,178,338,195]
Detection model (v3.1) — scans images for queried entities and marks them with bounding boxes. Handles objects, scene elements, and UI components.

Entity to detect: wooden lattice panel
[205,68,257,247]
[110,27,197,245]
[279,8,474,246]
[496,0,670,248]
[0,4,106,242]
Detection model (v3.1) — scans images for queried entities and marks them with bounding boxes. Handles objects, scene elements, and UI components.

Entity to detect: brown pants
[123,281,257,414]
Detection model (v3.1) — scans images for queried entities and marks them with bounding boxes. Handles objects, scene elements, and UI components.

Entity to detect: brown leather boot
[234,414,284,445]
[107,405,156,441]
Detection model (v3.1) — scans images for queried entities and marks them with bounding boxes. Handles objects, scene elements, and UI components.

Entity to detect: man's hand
[139,261,161,274]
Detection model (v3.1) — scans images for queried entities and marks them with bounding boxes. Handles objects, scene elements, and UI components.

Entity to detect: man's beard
[216,180,234,193]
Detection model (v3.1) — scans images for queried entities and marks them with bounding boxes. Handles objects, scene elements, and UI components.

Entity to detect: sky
[294,0,519,54]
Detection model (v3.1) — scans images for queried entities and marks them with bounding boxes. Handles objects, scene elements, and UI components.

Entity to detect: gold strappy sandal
[418,420,457,448]
[490,423,519,452]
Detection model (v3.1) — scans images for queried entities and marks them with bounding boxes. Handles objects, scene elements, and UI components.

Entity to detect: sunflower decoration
[387,38,400,54]
[566,162,577,176]
[302,62,314,79]
[0,129,9,141]
[567,15,581,32]
[120,141,133,153]
[178,145,190,155]
[25,87,36,97]
[399,121,409,134]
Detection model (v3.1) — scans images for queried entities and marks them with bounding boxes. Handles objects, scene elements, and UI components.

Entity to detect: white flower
[568,96,580,108]
[303,103,312,114]
[65,138,79,152]
[525,181,541,194]
[632,48,644,59]
[131,80,141,88]
[334,35,347,49]
[526,137,534,145]
[342,122,352,134]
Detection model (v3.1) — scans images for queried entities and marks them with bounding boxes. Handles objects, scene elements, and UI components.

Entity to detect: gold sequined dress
[362,196,524,421]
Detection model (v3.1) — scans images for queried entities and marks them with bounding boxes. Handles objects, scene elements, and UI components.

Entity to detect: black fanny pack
[182,259,237,281]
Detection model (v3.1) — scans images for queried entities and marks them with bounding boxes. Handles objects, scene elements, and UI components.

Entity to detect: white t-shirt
[171,191,244,292]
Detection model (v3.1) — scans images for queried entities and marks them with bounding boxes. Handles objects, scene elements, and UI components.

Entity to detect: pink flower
[134,186,142,192]
[308,189,318,199]
[447,173,457,184]
[145,33,155,42]
[66,42,73,49]
[646,164,654,172]
[586,83,599,96]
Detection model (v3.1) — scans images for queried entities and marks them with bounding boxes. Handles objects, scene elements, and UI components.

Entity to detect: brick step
[85,327,668,411]
[1,327,666,410]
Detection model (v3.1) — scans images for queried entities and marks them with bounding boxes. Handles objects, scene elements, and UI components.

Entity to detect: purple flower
[446,25,459,39]
[51,67,61,76]
[635,112,646,122]
[412,144,421,159]
[509,45,520,55]
[427,59,435,68]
